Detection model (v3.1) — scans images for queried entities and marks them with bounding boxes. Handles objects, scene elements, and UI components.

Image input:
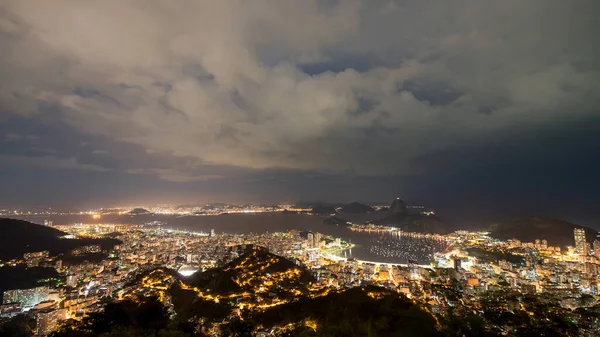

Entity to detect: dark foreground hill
[0,218,121,260]
[489,215,598,247]
[185,247,315,297]
[251,285,441,337]
[45,287,445,337]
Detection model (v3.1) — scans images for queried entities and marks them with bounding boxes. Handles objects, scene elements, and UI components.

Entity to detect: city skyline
[1,216,600,336]
[0,1,599,226]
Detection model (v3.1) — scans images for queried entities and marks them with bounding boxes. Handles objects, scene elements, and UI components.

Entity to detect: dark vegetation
[184,248,315,296]
[251,285,441,337]
[0,315,36,337]
[0,218,121,260]
[169,283,233,324]
[49,296,197,337]
[0,265,61,302]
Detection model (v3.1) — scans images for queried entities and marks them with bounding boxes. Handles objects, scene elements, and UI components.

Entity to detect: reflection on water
[14,213,448,264]
[342,231,450,264]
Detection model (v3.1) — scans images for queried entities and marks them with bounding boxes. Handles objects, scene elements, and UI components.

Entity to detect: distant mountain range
[339,202,375,214]
[321,198,451,234]
[488,215,598,247]
[314,199,599,241]
[0,218,121,260]
[302,201,376,215]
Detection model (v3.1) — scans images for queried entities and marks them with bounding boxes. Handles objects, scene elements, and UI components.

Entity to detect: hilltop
[184,247,315,297]
[488,215,598,247]
[128,208,152,215]
[310,204,337,215]
[339,202,375,214]
[0,218,121,260]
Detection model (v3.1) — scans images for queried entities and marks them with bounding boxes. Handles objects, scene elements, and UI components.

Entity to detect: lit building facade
[573,228,587,255]
[36,308,65,336]
[2,286,49,309]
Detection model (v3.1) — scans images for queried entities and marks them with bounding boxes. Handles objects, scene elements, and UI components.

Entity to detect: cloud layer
[1,1,599,221]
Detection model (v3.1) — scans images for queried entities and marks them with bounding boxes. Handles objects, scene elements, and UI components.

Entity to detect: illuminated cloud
[0,1,598,220]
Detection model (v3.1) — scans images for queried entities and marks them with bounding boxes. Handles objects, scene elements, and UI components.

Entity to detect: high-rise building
[408,259,419,280]
[36,308,65,336]
[0,302,21,318]
[66,274,77,288]
[525,248,539,268]
[593,237,600,259]
[453,257,462,271]
[2,286,49,309]
[313,232,322,248]
[574,228,588,255]
[306,232,314,248]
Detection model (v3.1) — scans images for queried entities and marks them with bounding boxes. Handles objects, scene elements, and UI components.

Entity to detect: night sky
[0,1,599,227]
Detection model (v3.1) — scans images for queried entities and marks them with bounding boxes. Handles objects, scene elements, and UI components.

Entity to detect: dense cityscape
[1,203,599,336]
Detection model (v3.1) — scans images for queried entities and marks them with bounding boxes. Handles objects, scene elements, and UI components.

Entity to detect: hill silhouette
[128,208,151,215]
[389,197,408,215]
[339,202,375,214]
[310,204,337,215]
[323,216,350,226]
[184,247,315,297]
[0,218,121,260]
[252,285,442,337]
[489,215,598,247]
[312,198,451,234]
